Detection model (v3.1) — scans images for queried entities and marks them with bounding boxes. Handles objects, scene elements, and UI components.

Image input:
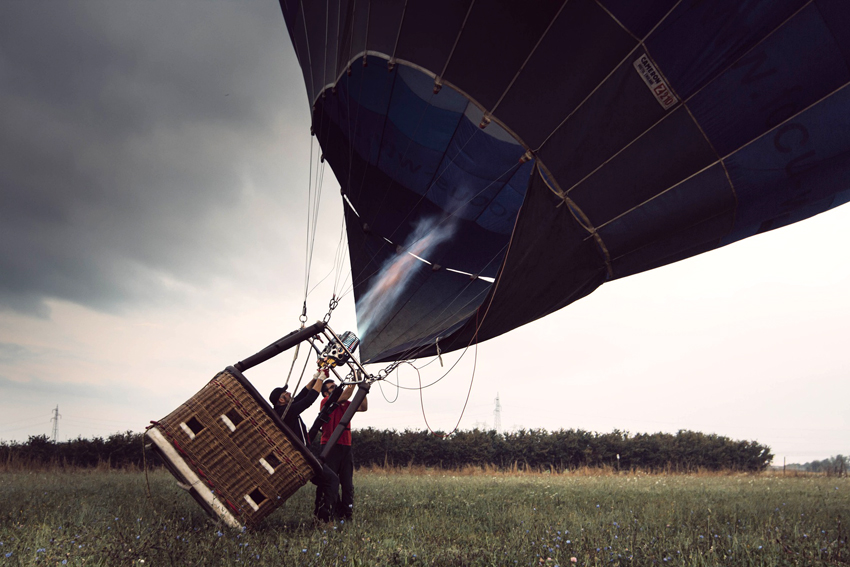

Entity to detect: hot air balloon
[146,0,850,528]
[279,0,850,364]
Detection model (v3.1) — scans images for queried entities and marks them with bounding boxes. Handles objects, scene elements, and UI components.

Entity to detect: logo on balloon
[634,54,678,110]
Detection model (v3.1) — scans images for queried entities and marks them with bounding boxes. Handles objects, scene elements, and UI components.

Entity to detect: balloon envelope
[280,0,850,362]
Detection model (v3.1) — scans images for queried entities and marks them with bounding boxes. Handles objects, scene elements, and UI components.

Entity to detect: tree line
[2,428,772,472]
[787,455,848,476]
[352,428,773,472]
[2,432,147,470]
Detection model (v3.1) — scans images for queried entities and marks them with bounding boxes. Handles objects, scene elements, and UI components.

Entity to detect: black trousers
[315,443,354,519]
[310,463,340,522]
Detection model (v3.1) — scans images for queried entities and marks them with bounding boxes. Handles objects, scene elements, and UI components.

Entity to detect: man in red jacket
[315,379,367,520]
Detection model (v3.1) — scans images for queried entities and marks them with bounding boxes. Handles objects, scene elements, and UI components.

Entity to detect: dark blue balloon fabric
[281,0,850,362]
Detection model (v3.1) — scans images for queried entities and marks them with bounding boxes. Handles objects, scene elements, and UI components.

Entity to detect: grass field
[0,468,847,566]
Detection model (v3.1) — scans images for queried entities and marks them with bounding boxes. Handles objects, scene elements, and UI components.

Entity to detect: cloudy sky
[1,0,847,465]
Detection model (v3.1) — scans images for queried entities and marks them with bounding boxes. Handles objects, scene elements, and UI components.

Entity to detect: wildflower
[570,558,577,563]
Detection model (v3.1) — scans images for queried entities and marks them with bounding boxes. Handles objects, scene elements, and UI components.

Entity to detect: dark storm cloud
[0,0,308,316]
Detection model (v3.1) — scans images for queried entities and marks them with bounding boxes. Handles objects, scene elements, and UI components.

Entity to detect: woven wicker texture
[153,369,316,527]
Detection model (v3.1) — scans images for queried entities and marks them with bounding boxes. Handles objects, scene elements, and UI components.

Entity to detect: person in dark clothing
[269,375,322,445]
[270,371,339,523]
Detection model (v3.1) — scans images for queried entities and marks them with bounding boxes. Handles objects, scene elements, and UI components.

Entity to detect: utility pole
[50,405,61,443]
[493,393,502,433]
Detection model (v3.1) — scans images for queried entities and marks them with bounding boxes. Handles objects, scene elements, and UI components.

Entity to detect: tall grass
[0,469,846,566]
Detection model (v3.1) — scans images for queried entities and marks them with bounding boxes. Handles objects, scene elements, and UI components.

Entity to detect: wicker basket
[146,366,321,529]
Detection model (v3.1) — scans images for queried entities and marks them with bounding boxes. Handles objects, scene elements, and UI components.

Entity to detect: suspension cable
[303,135,316,303]
[414,320,479,438]
[376,365,401,403]
[302,127,328,324]
[278,347,314,425]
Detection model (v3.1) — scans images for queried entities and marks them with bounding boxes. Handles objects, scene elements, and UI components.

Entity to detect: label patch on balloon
[634,54,678,110]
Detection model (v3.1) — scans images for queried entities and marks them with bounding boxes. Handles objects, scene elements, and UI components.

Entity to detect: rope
[487,0,570,117]
[436,0,476,85]
[141,426,157,515]
[414,311,480,437]
[302,118,328,321]
[332,213,349,296]
[306,150,325,297]
[303,136,316,302]
[283,344,302,390]
[322,0,329,91]
[306,213,348,300]
[389,0,409,66]
[376,366,401,403]
[382,322,477,391]
[298,0,316,99]
[278,353,314,426]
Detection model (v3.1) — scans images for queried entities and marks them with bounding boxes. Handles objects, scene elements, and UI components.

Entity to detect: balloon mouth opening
[316,55,536,361]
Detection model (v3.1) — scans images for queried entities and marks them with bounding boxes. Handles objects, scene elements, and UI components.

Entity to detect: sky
[1,0,847,465]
